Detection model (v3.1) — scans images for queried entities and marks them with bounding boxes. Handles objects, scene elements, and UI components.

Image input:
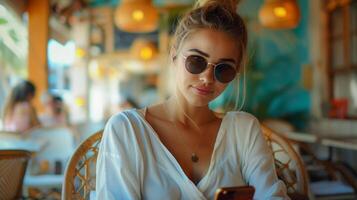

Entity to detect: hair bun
[194,0,240,13]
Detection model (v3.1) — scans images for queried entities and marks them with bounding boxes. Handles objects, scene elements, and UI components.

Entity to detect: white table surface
[0,139,41,152]
[24,174,64,188]
[321,138,357,151]
[284,131,357,151]
[283,131,319,143]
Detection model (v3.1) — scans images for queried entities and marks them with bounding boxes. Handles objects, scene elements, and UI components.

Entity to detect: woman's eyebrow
[188,49,209,57]
[188,48,237,64]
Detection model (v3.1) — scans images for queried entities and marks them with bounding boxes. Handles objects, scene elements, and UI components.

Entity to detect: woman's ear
[169,47,177,62]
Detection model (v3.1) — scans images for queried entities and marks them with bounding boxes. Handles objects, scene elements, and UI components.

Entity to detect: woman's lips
[192,86,213,95]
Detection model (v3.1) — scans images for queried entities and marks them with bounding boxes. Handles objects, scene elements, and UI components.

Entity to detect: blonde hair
[172,0,247,67]
[172,0,248,112]
[194,0,240,11]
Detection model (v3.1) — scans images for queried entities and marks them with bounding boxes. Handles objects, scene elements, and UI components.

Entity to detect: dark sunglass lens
[215,64,236,83]
[185,55,207,74]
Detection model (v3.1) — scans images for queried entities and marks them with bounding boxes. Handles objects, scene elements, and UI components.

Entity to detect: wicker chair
[62,126,308,199]
[261,125,310,199]
[0,150,32,200]
[62,130,103,200]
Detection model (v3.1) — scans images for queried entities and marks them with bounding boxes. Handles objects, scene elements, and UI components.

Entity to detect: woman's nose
[199,64,215,84]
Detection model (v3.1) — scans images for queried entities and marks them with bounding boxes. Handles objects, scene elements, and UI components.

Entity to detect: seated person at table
[96,0,289,199]
[39,92,69,127]
[2,80,40,133]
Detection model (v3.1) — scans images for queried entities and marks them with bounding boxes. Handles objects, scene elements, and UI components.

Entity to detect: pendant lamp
[114,0,159,33]
[259,0,300,29]
[131,39,157,61]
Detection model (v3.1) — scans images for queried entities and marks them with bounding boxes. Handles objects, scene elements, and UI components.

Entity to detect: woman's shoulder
[223,111,263,148]
[106,109,141,128]
[223,111,262,137]
[101,109,143,144]
[224,111,259,124]
[13,102,32,112]
[15,101,31,107]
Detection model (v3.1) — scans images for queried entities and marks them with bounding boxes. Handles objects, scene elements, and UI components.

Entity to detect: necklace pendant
[191,153,199,162]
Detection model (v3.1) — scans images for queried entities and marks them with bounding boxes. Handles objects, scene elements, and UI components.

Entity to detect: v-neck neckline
[133,109,228,190]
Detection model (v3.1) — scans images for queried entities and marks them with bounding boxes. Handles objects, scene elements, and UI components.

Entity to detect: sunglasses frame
[182,55,237,83]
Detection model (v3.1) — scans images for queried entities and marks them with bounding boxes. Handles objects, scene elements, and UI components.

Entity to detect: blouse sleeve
[96,114,141,200]
[240,116,290,200]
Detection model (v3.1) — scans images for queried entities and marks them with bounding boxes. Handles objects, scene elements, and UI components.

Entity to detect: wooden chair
[261,123,357,199]
[261,125,310,199]
[62,130,103,200]
[23,126,76,198]
[0,150,32,200]
[298,142,357,200]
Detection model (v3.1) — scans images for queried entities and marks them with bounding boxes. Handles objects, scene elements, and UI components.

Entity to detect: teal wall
[211,0,311,128]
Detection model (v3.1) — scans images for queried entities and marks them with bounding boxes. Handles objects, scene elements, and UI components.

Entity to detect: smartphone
[214,186,255,200]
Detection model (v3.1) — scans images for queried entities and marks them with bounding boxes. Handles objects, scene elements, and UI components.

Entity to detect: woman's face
[173,28,240,107]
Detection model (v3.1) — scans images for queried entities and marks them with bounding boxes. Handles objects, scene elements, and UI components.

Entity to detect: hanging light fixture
[114,0,159,33]
[259,0,300,29]
[131,39,158,61]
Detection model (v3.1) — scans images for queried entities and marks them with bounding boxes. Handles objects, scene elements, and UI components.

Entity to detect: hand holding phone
[214,186,255,200]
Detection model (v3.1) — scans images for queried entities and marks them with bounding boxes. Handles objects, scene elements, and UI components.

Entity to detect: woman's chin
[176,86,216,107]
[186,94,214,107]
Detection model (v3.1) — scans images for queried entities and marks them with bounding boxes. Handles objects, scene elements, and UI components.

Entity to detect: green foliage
[0,18,8,25]
[8,29,19,43]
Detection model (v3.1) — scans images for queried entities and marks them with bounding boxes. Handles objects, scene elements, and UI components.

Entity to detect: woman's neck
[166,96,216,127]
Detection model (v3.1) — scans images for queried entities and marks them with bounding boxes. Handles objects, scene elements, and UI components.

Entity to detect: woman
[2,80,40,133]
[96,0,289,199]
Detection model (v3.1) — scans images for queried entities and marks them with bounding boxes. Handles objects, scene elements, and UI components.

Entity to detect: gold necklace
[191,153,199,163]
[164,100,203,163]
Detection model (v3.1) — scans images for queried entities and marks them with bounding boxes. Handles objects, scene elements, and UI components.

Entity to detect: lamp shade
[114,0,159,33]
[259,0,300,29]
[131,39,158,61]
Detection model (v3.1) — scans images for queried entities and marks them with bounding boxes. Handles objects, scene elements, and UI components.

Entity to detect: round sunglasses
[183,55,237,83]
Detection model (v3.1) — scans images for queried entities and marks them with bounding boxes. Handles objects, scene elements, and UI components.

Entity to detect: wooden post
[27,0,49,111]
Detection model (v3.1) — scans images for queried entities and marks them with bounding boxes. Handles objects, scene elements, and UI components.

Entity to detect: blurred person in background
[2,80,40,133]
[118,96,139,112]
[39,92,69,127]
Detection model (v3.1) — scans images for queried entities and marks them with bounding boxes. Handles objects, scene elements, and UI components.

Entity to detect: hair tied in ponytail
[194,0,240,12]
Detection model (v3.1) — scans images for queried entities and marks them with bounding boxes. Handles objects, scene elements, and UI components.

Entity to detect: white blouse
[96,109,289,200]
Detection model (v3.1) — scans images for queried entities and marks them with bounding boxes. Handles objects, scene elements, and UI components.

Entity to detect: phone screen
[214,186,255,200]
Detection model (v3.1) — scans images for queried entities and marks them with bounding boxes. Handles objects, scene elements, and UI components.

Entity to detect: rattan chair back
[261,125,309,196]
[0,150,32,200]
[62,130,103,200]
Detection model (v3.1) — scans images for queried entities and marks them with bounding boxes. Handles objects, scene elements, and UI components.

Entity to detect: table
[282,131,318,144]
[283,131,357,151]
[321,138,357,151]
[281,131,357,166]
[24,174,63,188]
[0,139,41,152]
[284,131,357,198]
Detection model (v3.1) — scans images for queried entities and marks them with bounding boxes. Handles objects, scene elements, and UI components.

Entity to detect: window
[326,0,357,118]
